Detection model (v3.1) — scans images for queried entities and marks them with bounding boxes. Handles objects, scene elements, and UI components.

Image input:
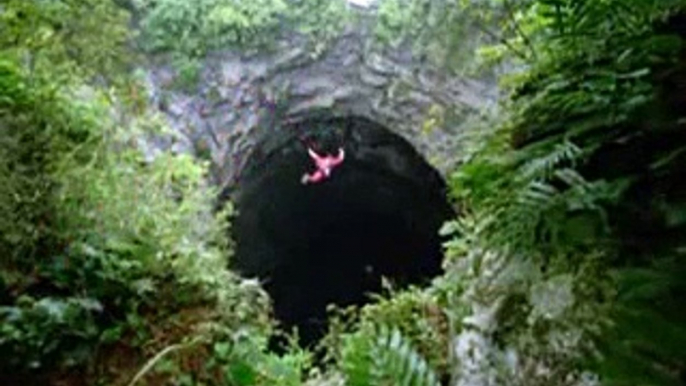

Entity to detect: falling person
[301,147,345,184]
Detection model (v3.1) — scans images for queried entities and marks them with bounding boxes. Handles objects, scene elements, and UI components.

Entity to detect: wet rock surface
[144,25,498,193]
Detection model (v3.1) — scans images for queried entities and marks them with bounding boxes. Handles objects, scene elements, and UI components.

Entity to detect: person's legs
[301,169,326,184]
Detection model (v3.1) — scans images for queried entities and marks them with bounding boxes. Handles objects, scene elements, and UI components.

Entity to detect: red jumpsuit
[301,147,345,184]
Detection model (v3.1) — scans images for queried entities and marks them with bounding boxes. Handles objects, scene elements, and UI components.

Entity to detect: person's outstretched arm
[308,147,324,164]
[330,148,345,167]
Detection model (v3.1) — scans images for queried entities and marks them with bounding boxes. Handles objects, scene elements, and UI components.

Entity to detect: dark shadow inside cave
[228,115,454,348]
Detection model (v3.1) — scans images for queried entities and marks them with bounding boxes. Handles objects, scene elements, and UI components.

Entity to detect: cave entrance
[230,116,454,347]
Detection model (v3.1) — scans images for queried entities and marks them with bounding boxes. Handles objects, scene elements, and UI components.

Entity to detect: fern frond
[516,180,559,207]
[342,325,441,386]
[518,140,583,181]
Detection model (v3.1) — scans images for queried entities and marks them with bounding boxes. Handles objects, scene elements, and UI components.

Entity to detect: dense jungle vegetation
[1,0,685,385]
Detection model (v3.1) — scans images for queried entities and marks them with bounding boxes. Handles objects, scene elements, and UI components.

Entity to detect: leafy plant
[0,6,274,381]
[357,286,451,379]
[135,0,353,87]
[341,324,441,386]
[0,296,103,370]
[0,0,133,83]
[136,0,289,56]
[383,0,686,384]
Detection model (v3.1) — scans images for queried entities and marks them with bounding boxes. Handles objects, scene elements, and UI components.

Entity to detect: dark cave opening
[229,116,454,347]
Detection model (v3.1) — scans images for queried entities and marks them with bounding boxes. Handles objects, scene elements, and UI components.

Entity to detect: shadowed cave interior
[229,116,454,347]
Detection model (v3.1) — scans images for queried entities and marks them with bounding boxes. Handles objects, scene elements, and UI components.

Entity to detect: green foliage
[286,0,353,57]
[3,1,686,385]
[0,296,102,370]
[136,0,353,87]
[317,286,454,384]
[341,325,441,386]
[0,1,318,382]
[136,0,289,56]
[0,0,133,83]
[356,286,451,378]
[591,259,686,385]
[205,332,311,386]
[420,0,686,384]
[136,328,311,386]
[446,0,684,257]
[340,1,686,382]
[0,59,116,371]
[317,285,454,382]
[441,213,613,385]
[0,14,272,380]
[372,0,530,75]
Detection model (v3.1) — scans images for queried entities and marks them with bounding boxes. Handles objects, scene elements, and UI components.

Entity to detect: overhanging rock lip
[142,19,498,198]
[224,114,452,207]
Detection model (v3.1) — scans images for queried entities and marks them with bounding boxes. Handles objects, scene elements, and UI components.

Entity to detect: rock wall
[143,22,498,193]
